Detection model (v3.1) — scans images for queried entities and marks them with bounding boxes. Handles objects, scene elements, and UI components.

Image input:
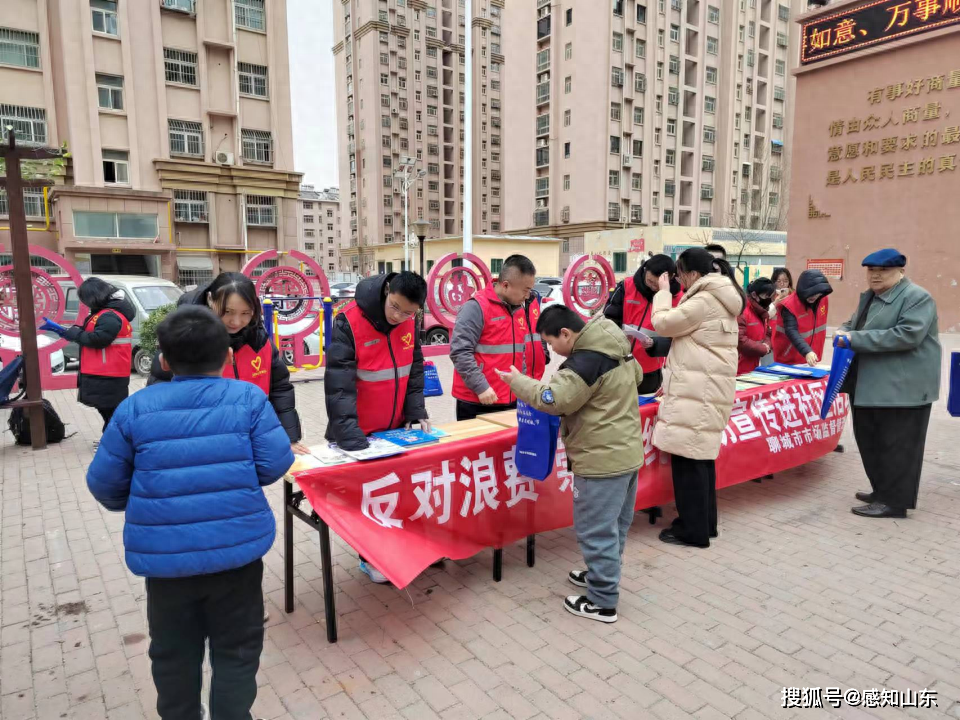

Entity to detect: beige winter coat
[651,273,743,460]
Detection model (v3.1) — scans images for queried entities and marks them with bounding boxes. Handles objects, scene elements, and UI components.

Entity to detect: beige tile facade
[298,184,344,276]
[333,0,504,276]
[504,0,808,271]
[0,0,300,286]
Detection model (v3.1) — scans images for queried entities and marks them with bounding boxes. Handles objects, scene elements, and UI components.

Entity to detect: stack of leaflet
[755,363,830,379]
[371,427,449,446]
[736,370,793,389]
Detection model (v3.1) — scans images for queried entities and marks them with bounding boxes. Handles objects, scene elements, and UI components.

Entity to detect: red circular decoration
[562,255,616,320]
[425,252,493,328]
[241,250,330,337]
[0,244,86,348]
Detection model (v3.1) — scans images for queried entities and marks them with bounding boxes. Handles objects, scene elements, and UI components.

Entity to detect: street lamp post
[395,157,427,271]
[411,219,432,277]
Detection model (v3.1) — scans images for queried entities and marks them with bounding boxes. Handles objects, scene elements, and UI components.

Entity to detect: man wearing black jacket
[324,272,429,452]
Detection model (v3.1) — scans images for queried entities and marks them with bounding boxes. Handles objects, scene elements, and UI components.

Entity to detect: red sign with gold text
[801,0,960,66]
[294,380,849,588]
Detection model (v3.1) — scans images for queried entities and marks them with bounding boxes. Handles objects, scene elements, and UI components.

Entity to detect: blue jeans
[572,470,639,609]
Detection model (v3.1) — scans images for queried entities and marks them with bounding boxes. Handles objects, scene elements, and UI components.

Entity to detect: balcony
[537,16,551,40]
[536,147,550,167]
[534,208,550,226]
[536,82,551,106]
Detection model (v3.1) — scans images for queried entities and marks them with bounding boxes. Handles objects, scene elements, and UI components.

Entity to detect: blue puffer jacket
[87,376,295,578]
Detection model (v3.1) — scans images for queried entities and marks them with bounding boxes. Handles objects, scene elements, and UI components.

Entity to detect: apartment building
[0,0,300,287]
[503,0,807,270]
[333,0,504,277]
[299,184,343,274]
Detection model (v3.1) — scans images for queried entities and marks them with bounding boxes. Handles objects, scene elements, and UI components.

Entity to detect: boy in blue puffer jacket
[87,305,294,720]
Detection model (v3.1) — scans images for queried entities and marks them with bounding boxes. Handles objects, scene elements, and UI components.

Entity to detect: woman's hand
[291,442,310,455]
[805,352,820,367]
[405,419,434,434]
[657,272,671,293]
[637,334,654,349]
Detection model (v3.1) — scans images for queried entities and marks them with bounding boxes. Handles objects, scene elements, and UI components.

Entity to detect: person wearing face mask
[650,248,745,548]
[834,249,941,520]
[773,269,833,367]
[604,254,683,394]
[737,277,775,376]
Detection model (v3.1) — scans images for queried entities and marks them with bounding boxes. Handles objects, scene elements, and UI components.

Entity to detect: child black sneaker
[568,569,588,588]
[564,595,618,623]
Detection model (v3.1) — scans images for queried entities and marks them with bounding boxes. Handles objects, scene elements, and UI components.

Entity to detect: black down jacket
[147,284,302,443]
[324,273,427,451]
[64,291,137,410]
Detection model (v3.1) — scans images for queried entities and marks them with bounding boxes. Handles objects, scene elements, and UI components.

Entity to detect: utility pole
[463,0,473,254]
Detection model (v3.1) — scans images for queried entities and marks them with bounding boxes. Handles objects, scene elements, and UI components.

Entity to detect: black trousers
[455,399,517,422]
[853,404,931,510]
[97,406,116,433]
[637,369,663,395]
[670,455,718,547]
[147,559,264,720]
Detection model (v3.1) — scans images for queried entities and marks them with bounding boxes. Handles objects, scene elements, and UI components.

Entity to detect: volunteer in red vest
[773,269,833,366]
[148,272,305,453]
[604,254,682,394]
[324,271,429,585]
[451,254,549,421]
[55,278,136,436]
[737,277,775,375]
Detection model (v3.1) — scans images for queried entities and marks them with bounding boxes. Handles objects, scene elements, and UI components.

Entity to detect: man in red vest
[604,254,682,394]
[451,255,548,421]
[325,271,430,452]
[773,269,832,366]
[737,277,775,375]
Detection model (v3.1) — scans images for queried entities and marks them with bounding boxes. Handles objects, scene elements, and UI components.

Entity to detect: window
[635,72,646,93]
[611,102,621,122]
[613,0,624,15]
[537,48,550,71]
[608,203,620,222]
[773,113,784,129]
[703,126,716,143]
[632,139,643,157]
[564,142,571,158]
[380,72,388,86]
[707,37,719,54]
[536,113,550,136]
[535,177,550,197]
[174,190,208,223]
[706,67,718,84]
[631,173,641,190]
[778,4,790,22]
[613,251,627,272]
[658,29,665,47]
[637,5,647,23]
[708,5,720,23]
[663,209,673,224]
[0,28,41,69]
[654,160,660,175]
[91,0,119,36]
[74,211,159,239]
[245,195,276,226]
[701,184,714,200]
[164,48,197,86]
[777,32,788,48]
[168,119,204,157]
[699,213,712,227]
[749,21,756,37]
[565,76,571,94]
[704,96,716,113]
[652,191,659,208]
[95,74,123,111]
[564,109,571,126]
[102,150,129,184]
[563,174,571,191]
[613,32,623,53]
[241,129,273,164]
[664,180,675,197]
[0,188,44,218]
[610,136,621,154]
[657,61,664,80]
[634,107,644,125]
[668,87,679,105]
[702,155,715,172]
[612,67,624,87]
[636,39,646,58]
[238,62,268,98]
[747,50,755,67]
[774,85,786,102]
[665,149,675,166]
[566,8,573,25]
[775,59,786,76]
[656,95,662,113]
[666,118,676,136]
[235,0,266,31]
[565,43,572,60]
[669,56,680,75]
[609,170,620,188]
[0,104,46,145]
[735,113,741,129]
[670,24,680,42]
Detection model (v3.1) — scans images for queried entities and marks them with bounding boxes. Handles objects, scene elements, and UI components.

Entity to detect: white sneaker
[564,595,618,623]
[359,560,390,584]
[568,569,588,588]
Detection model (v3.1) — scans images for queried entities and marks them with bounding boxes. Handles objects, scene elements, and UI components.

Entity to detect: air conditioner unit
[215,151,234,165]
[391,108,399,115]
[536,198,548,208]
[622,155,632,167]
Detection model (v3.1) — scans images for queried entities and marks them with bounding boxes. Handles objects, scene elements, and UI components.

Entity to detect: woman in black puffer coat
[148,272,305,452]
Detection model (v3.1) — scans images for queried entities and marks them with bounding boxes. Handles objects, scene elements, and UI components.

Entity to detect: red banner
[294,379,849,588]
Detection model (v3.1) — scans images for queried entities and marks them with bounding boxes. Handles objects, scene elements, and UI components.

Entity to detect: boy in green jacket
[498,305,644,623]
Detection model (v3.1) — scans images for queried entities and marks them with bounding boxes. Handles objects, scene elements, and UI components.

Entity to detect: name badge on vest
[364,339,380,347]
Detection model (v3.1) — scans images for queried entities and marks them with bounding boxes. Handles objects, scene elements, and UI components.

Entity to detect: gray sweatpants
[572,470,639,609]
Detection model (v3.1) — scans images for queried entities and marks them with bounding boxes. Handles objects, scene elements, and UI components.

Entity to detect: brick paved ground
[2,339,959,720]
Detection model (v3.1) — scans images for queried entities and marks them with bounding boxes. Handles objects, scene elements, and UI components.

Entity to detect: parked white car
[0,334,66,375]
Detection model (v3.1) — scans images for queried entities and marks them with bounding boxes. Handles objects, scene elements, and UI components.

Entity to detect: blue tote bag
[820,336,856,419]
[948,352,960,418]
[515,399,562,481]
[423,361,443,397]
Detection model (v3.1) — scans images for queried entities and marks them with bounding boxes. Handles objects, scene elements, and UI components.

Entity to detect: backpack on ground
[8,400,67,445]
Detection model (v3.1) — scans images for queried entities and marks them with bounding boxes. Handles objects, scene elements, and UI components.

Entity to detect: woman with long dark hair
[149,272,306,453]
[650,248,744,548]
[60,277,137,436]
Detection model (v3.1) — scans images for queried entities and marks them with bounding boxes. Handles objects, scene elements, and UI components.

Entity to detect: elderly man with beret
[835,249,941,519]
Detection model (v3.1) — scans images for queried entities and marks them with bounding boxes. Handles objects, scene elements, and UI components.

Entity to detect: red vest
[224,343,272,394]
[452,285,541,405]
[80,309,132,378]
[622,277,682,373]
[343,302,415,435]
[737,303,769,375]
[773,293,829,365]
